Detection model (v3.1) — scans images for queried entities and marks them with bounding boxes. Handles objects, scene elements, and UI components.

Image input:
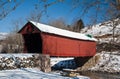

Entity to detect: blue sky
[0,0,113,33]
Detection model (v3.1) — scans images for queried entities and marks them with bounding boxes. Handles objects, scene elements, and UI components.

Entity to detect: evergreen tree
[73,19,84,32]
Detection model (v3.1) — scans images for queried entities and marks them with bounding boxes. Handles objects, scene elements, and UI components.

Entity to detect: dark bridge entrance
[23,33,42,53]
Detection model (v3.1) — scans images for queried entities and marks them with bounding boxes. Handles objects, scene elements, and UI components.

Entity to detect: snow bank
[0,53,34,58]
[81,18,120,43]
[81,19,120,37]
[0,68,90,79]
[0,54,51,72]
[89,52,120,73]
[0,54,76,71]
[0,54,90,79]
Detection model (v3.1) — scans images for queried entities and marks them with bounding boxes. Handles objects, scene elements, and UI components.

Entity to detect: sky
[0,0,85,33]
[0,0,115,33]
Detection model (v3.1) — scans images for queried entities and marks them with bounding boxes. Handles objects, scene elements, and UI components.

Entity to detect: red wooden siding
[19,22,40,34]
[41,33,96,57]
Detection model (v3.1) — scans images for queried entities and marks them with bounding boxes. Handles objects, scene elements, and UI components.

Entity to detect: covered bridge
[18,21,97,57]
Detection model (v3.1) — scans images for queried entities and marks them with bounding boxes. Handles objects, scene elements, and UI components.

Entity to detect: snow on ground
[81,18,120,43]
[0,52,120,78]
[0,53,34,58]
[97,37,113,43]
[81,19,120,37]
[0,68,90,79]
[51,57,77,69]
[0,33,8,40]
[51,57,74,66]
[0,54,76,70]
[0,54,38,70]
[0,54,90,79]
[89,51,120,73]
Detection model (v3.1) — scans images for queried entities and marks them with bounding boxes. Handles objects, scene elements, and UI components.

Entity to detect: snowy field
[0,53,120,79]
[0,68,90,79]
[0,54,90,79]
[51,52,120,74]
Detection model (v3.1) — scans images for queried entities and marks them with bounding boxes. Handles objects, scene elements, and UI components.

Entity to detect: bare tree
[37,0,120,24]
[0,0,24,20]
[1,0,120,22]
[27,9,43,22]
[49,18,67,30]
[3,33,23,53]
[110,19,120,43]
[4,19,24,53]
[11,19,23,33]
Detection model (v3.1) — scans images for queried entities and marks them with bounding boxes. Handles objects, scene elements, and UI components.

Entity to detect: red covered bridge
[18,21,97,57]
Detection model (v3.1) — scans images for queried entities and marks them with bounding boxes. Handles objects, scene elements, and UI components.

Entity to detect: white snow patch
[0,54,89,79]
[0,53,34,59]
[0,33,8,40]
[89,52,120,73]
[51,57,74,66]
[51,57,76,69]
[0,68,90,79]
[81,18,120,43]
[81,19,120,37]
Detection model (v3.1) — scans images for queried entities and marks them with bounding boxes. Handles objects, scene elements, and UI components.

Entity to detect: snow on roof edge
[30,21,97,41]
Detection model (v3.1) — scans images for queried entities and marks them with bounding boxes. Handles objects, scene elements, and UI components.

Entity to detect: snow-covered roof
[30,21,97,41]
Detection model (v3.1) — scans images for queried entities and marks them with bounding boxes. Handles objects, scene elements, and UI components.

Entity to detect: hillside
[81,18,120,43]
[81,18,120,36]
[75,19,120,75]
[81,19,120,52]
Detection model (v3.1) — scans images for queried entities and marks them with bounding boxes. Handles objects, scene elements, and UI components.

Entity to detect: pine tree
[73,19,84,32]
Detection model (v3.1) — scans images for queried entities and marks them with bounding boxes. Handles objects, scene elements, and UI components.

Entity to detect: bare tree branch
[49,18,67,29]
[27,9,43,22]
[0,0,24,20]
